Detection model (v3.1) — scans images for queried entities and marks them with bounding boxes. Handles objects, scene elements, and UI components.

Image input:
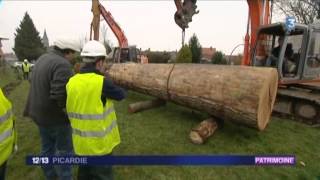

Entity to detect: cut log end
[128,106,135,114]
[257,68,278,131]
[189,118,218,144]
[189,131,204,144]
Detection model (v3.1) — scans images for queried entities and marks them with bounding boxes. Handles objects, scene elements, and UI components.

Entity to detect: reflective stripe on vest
[72,120,117,137]
[0,88,15,165]
[68,107,115,120]
[0,109,12,123]
[0,129,12,142]
[66,73,120,155]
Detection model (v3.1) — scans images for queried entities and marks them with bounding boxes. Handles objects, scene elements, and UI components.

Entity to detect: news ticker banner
[26,155,295,166]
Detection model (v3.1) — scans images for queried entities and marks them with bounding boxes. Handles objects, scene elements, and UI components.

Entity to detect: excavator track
[273,86,320,125]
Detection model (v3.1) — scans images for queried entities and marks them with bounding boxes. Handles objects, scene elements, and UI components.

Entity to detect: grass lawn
[0,65,19,87]
[1,66,319,180]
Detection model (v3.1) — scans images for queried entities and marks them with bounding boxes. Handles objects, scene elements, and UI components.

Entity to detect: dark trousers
[38,125,73,180]
[23,72,29,80]
[78,165,113,180]
[0,161,7,180]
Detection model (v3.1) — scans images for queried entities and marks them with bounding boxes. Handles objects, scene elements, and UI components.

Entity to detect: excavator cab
[111,46,142,63]
[251,22,320,84]
[251,22,320,124]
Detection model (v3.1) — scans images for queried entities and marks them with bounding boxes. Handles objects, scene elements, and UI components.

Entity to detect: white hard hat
[24,59,28,63]
[81,40,107,57]
[53,37,80,52]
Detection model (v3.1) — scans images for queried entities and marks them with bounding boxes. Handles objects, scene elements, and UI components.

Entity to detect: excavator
[174,0,320,124]
[90,0,148,63]
[243,0,320,124]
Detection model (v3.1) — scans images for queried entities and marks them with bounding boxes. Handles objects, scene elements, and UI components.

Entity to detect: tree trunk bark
[128,99,166,113]
[107,64,278,131]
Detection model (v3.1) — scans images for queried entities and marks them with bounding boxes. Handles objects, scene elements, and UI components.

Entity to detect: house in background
[201,46,216,63]
[3,53,18,62]
[0,37,9,60]
[225,55,243,65]
[0,37,9,67]
[168,51,177,63]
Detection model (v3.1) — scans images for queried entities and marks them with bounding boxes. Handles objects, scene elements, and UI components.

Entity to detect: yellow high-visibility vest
[66,73,120,155]
[0,88,15,165]
[22,63,30,73]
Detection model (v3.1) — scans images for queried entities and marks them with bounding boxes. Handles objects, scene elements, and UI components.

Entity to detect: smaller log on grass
[128,98,166,113]
[189,118,218,144]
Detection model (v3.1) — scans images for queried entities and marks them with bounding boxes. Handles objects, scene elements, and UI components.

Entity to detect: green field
[1,65,320,180]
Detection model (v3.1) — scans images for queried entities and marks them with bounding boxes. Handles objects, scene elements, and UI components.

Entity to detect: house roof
[201,47,216,60]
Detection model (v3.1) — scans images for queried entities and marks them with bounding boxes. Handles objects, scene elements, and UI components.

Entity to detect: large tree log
[107,64,278,131]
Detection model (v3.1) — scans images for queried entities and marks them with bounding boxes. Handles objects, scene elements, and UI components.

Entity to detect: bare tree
[274,0,320,24]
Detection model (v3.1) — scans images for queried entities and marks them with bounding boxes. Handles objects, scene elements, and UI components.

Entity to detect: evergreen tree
[176,45,192,63]
[13,12,45,61]
[211,51,227,64]
[188,33,202,63]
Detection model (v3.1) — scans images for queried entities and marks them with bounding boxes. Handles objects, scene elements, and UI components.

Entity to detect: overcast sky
[0,0,250,55]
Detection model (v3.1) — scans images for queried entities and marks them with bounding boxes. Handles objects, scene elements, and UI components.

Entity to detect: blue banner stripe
[90,156,254,165]
[26,155,295,166]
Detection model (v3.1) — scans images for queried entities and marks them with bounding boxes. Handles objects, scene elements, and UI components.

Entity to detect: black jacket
[24,49,73,127]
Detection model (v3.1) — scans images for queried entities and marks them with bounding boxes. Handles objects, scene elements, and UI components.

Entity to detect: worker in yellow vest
[66,40,126,180]
[0,88,16,180]
[22,59,31,80]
